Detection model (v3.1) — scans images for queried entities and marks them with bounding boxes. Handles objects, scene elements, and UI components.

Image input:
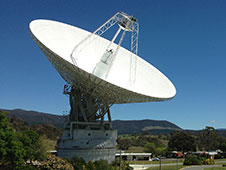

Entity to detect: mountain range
[1,108,182,134]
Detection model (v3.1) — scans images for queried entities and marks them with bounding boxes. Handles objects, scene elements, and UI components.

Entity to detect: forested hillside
[2,108,182,135]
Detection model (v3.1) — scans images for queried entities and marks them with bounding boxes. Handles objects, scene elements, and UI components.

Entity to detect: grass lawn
[204,167,226,170]
[216,159,226,161]
[128,158,226,165]
[128,159,184,165]
[147,165,186,170]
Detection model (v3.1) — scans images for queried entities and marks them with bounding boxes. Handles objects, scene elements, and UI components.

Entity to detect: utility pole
[159,156,162,170]
[119,150,122,170]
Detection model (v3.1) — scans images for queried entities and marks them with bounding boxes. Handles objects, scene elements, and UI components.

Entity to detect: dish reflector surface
[29,19,176,103]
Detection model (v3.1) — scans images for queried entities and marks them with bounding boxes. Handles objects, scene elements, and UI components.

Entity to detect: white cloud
[209,120,216,123]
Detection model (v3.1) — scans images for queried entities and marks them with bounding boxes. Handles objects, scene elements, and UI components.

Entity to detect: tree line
[168,127,226,153]
[117,127,226,156]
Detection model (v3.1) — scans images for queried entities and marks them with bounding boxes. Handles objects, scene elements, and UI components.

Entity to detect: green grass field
[147,165,186,170]
[128,158,226,165]
[204,167,226,170]
[216,159,226,161]
[128,159,184,165]
[130,159,226,170]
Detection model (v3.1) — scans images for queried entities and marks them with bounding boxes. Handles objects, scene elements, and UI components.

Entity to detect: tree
[18,129,47,161]
[0,111,47,169]
[19,130,39,161]
[198,126,223,151]
[94,160,114,170]
[220,142,226,153]
[70,156,86,170]
[117,138,133,150]
[168,131,196,153]
[144,142,166,156]
[183,155,204,165]
[87,160,96,170]
[0,111,25,168]
[35,135,48,160]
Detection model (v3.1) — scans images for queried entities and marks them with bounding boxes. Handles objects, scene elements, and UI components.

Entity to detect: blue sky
[0,0,226,130]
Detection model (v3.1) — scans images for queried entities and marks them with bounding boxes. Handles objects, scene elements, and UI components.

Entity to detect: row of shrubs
[184,155,214,165]
[69,156,132,170]
[20,155,133,170]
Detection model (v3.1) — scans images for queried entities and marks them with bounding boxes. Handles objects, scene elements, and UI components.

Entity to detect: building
[115,151,152,161]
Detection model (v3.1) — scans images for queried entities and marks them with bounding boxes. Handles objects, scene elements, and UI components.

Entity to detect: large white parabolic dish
[29,19,176,104]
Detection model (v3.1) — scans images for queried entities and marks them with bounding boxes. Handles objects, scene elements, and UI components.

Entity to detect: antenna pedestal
[30,11,176,164]
[57,85,117,162]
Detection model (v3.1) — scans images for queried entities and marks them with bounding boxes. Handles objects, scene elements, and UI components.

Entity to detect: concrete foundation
[57,128,117,163]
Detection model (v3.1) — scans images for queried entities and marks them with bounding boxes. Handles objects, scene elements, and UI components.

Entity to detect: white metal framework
[129,22,139,87]
[71,11,139,85]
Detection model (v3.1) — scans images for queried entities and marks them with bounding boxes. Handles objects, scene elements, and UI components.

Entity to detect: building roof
[115,152,152,156]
